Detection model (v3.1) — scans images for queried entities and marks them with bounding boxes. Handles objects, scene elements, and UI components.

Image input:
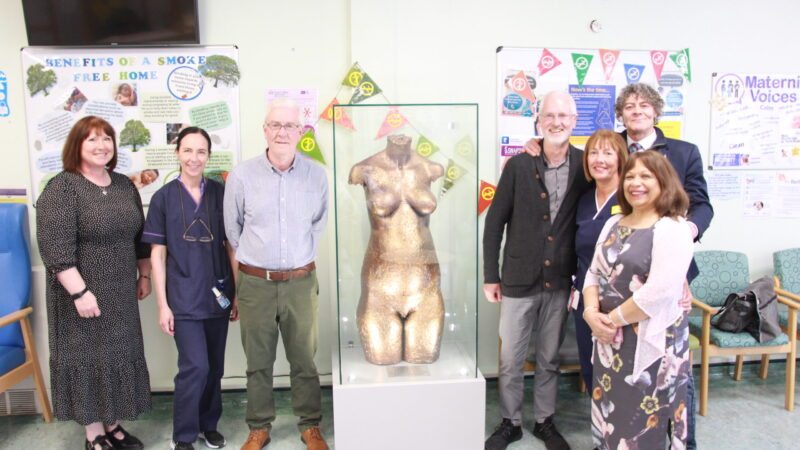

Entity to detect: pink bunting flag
[375,107,409,139]
[509,71,536,102]
[650,50,668,82]
[537,48,561,76]
[599,49,620,81]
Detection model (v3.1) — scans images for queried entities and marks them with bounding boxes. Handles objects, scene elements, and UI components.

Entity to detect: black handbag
[711,291,757,333]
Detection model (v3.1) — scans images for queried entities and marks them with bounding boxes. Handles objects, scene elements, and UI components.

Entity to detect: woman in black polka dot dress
[37,116,153,450]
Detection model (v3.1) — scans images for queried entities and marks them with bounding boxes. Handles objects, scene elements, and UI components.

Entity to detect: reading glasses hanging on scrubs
[179,187,214,243]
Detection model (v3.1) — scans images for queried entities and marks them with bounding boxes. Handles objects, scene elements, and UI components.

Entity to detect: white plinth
[332,361,485,450]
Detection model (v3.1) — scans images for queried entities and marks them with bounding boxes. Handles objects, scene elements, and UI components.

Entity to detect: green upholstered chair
[774,248,800,334]
[688,250,797,415]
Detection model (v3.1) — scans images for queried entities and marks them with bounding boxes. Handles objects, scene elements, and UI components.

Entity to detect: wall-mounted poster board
[709,72,800,170]
[496,46,689,163]
[21,45,241,204]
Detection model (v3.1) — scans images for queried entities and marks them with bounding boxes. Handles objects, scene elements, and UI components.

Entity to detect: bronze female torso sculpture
[348,134,445,364]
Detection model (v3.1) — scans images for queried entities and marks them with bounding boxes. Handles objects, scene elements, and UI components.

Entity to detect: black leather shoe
[86,435,114,450]
[485,418,523,450]
[105,424,144,450]
[533,415,570,450]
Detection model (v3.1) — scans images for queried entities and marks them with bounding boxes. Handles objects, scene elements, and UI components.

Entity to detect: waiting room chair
[0,203,52,422]
[688,250,797,416]
[773,248,800,339]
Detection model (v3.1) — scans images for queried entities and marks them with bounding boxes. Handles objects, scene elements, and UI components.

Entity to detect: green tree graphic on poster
[26,64,57,97]
[198,55,241,88]
[119,120,151,151]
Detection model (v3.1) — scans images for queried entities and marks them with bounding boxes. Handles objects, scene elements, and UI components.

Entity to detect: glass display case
[332,103,479,385]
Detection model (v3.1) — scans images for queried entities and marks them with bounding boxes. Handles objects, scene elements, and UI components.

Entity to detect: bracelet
[614,307,630,326]
[70,286,89,301]
[140,275,151,280]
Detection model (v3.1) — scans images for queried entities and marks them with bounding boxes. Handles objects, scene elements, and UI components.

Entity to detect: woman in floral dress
[582,150,694,450]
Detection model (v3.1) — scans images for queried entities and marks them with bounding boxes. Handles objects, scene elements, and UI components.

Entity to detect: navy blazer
[620,127,714,281]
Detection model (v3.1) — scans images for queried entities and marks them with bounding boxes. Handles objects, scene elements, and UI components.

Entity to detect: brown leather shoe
[300,426,328,450]
[240,429,270,450]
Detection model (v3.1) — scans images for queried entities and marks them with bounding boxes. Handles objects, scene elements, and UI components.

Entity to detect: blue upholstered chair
[0,203,52,421]
[688,250,797,415]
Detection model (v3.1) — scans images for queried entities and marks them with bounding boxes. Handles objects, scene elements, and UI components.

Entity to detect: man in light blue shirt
[224,98,329,450]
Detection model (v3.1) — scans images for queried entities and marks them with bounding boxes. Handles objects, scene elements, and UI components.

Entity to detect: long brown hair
[617,150,689,218]
[61,116,118,173]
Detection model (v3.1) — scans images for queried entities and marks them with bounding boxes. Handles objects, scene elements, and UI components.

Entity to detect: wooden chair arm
[775,287,800,308]
[691,298,718,315]
[0,306,33,328]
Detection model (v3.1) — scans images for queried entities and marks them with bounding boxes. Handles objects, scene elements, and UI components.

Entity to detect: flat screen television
[22,0,200,46]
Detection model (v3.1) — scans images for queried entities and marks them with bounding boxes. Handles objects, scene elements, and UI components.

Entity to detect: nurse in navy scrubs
[573,129,628,391]
[143,127,238,450]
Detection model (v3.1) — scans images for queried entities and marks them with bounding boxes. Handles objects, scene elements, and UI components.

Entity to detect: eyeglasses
[179,188,214,243]
[265,121,302,132]
[539,113,576,123]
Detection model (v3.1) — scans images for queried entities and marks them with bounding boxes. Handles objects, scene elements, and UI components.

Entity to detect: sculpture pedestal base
[332,356,485,450]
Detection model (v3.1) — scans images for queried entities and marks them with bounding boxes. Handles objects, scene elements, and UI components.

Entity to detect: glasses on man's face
[539,113,576,123]
[265,121,302,132]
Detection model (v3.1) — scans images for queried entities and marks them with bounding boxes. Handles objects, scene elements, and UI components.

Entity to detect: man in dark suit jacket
[484,91,590,450]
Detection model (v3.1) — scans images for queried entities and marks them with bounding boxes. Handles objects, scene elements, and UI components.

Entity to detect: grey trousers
[498,289,569,425]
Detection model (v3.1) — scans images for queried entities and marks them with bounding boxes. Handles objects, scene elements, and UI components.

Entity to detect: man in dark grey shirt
[484,91,589,450]
[224,98,329,450]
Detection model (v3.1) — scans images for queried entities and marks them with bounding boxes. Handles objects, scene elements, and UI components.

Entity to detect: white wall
[2,0,799,390]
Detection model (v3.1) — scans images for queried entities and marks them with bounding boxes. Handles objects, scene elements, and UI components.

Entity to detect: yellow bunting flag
[375,107,408,139]
[416,135,439,158]
[350,73,382,104]
[342,62,365,87]
[320,98,356,130]
[441,159,467,196]
[296,129,326,165]
[454,135,475,158]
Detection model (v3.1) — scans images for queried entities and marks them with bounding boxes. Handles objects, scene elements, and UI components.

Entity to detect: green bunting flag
[571,53,594,87]
[349,73,382,104]
[440,159,467,196]
[416,135,440,158]
[296,129,326,165]
[670,48,692,82]
[342,62,364,87]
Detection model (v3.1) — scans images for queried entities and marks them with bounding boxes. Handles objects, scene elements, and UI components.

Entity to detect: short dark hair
[582,129,628,181]
[61,116,117,173]
[615,83,664,124]
[617,150,689,218]
[175,126,212,155]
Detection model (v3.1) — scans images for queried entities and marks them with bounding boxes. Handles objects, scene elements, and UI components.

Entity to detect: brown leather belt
[238,262,315,281]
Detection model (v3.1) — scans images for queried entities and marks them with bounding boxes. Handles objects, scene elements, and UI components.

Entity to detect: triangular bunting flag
[350,73,382,104]
[320,98,356,130]
[537,48,561,76]
[342,62,364,87]
[509,71,535,103]
[650,50,668,82]
[441,159,467,196]
[598,49,620,82]
[478,180,496,215]
[571,53,594,87]
[624,64,645,85]
[455,135,475,158]
[296,129,326,165]
[375,107,408,139]
[416,135,440,158]
[670,48,692,82]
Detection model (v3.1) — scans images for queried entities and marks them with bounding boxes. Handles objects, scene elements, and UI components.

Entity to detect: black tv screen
[22,0,200,46]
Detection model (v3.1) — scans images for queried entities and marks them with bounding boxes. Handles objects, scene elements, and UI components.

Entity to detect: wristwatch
[70,286,89,301]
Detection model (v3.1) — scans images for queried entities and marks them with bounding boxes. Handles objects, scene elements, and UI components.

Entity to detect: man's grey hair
[540,90,577,115]
[264,97,302,124]
[615,83,664,124]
